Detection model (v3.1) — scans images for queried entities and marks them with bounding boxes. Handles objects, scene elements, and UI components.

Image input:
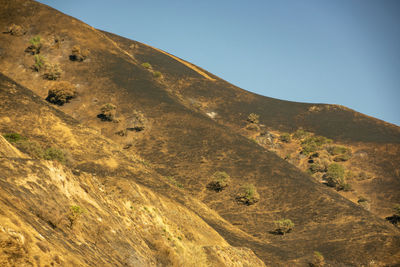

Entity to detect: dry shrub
[43,63,61,80]
[99,103,117,121]
[46,81,76,105]
[4,24,25,36]
[69,45,89,61]
[236,184,260,205]
[207,171,231,192]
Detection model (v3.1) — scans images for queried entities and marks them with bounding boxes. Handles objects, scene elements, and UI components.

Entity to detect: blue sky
[37,0,400,126]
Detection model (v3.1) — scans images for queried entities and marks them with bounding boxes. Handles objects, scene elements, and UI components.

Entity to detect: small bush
[293,129,311,140]
[126,110,146,131]
[33,54,46,72]
[69,45,89,61]
[310,251,325,267]
[5,24,25,36]
[43,147,66,164]
[46,81,76,105]
[247,113,259,124]
[309,163,325,174]
[68,205,84,228]
[207,171,231,192]
[43,63,61,80]
[273,219,294,235]
[141,62,151,69]
[26,35,42,54]
[99,103,117,121]
[153,71,162,78]
[279,133,291,143]
[3,133,25,143]
[325,163,350,190]
[236,184,260,205]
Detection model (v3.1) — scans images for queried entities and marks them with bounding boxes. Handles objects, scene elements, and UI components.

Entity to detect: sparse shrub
[236,184,260,205]
[69,45,89,61]
[247,113,259,124]
[141,62,151,69]
[279,133,291,143]
[33,54,46,71]
[5,24,25,36]
[68,205,84,228]
[46,81,77,105]
[309,251,325,267]
[126,110,146,131]
[99,103,117,121]
[25,35,42,54]
[273,219,294,235]
[153,71,162,78]
[207,171,231,192]
[43,63,61,80]
[3,133,25,143]
[325,163,350,190]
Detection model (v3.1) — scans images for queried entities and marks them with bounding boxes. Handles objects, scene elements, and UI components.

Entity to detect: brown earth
[0,0,399,266]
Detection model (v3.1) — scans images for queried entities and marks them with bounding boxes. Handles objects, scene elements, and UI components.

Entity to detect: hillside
[0,0,399,266]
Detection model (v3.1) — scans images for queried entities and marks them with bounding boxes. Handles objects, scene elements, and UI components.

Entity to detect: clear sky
[37,0,400,126]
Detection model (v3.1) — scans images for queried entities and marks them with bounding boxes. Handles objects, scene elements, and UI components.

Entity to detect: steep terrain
[0,0,399,266]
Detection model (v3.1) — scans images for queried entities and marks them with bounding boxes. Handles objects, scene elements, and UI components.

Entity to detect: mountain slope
[0,0,399,266]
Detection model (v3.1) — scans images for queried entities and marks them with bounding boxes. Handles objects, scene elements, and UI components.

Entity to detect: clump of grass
[279,132,291,143]
[3,133,66,164]
[273,219,294,235]
[207,171,231,192]
[141,62,151,69]
[68,205,84,228]
[236,184,260,205]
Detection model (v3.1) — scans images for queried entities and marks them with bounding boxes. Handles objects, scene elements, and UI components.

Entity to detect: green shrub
[207,171,231,192]
[325,163,350,190]
[293,129,311,140]
[141,62,151,69]
[236,184,260,205]
[273,219,294,235]
[99,103,117,121]
[43,147,66,164]
[68,205,84,228]
[26,35,42,54]
[247,113,259,124]
[46,81,77,105]
[33,54,46,71]
[43,63,61,80]
[3,133,25,143]
[279,133,291,143]
[153,71,162,78]
[310,251,325,267]
[301,135,332,155]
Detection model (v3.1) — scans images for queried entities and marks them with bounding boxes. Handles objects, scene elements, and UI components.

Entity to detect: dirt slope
[0,0,399,266]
